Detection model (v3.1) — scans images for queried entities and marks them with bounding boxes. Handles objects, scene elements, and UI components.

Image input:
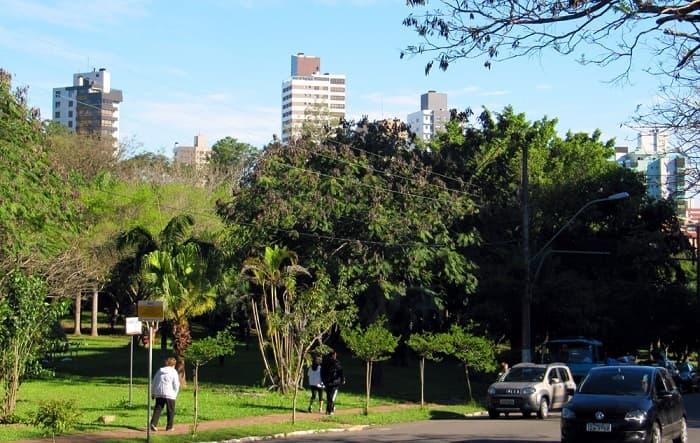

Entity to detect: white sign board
[137,300,164,322]
[125,317,143,336]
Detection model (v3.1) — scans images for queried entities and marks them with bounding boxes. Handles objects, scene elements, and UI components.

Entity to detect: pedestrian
[497,361,509,380]
[150,357,180,432]
[320,351,345,415]
[306,355,324,413]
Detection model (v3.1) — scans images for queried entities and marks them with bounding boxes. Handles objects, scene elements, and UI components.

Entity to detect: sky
[0,0,664,159]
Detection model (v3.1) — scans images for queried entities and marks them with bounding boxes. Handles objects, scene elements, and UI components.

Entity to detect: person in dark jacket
[320,351,345,415]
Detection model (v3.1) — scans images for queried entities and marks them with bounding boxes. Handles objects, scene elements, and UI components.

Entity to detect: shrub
[32,399,81,438]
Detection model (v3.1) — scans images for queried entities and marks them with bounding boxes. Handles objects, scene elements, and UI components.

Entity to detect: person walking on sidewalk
[150,357,180,432]
[320,351,345,415]
[306,355,324,413]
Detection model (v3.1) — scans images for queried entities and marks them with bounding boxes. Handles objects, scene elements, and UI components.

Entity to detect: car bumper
[487,395,539,413]
[561,421,650,442]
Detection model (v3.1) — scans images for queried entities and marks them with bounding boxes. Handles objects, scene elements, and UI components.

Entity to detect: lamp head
[606,192,630,201]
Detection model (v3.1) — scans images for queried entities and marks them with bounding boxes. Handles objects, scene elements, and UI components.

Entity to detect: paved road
[280,393,700,442]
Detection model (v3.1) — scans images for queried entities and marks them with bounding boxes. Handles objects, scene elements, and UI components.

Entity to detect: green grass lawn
[1,332,492,442]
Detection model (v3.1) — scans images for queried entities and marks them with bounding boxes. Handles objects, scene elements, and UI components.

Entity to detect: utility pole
[521,144,531,363]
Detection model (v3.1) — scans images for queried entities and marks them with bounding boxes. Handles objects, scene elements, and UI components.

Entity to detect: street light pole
[521,191,629,363]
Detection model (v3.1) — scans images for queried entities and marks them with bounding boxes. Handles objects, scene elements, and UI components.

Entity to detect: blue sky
[0,0,662,158]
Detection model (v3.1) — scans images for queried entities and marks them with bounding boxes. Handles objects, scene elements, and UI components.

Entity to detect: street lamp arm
[531,192,629,262]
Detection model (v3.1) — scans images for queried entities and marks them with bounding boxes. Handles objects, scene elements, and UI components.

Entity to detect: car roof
[512,362,568,369]
[588,365,658,375]
[543,337,603,345]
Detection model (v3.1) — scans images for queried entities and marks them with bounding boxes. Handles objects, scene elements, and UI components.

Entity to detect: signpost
[138,301,164,442]
[125,317,143,406]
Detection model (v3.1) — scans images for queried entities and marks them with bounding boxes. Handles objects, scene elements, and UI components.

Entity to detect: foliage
[241,245,343,401]
[406,331,453,406]
[0,271,69,419]
[446,324,496,402]
[183,328,237,434]
[210,136,258,173]
[342,318,400,414]
[0,69,78,273]
[218,122,480,338]
[403,0,697,80]
[32,399,81,439]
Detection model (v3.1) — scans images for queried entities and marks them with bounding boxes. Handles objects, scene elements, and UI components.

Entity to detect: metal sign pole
[129,335,133,406]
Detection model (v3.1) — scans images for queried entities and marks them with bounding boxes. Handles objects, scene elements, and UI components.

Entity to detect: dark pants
[151,397,176,430]
[324,385,339,414]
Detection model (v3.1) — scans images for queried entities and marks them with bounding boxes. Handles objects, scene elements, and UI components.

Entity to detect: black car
[560,365,687,443]
[676,362,699,393]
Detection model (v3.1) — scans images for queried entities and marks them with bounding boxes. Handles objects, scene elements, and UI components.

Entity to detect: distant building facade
[281,53,346,144]
[617,129,686,216]
[52,68,123,145]
[174,134,211,166]
[407,91,450,141]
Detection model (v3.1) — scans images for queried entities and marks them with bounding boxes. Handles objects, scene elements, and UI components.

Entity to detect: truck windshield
[541,340,602,364]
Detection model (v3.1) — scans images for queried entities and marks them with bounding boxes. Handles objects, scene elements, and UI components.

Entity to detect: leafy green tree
[141,242,221,381]
[0,69,78,274]
[241,245,312,393]
[210,136,257,172]
[446,324,496,402]
[0,271,69,419]
[219,123,479,336]
[342,318,400,414]
[183,328,237,434]
[406,331,453,407]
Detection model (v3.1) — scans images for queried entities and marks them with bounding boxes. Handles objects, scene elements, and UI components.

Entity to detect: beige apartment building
[173,134,211,166]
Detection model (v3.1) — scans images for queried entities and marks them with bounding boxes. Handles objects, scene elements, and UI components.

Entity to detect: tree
[183,329,237,434]
[210,136,257,173]
[240,245,312,393]
[0,271,69,420]
[446,324,496,402]
[402,1,700,186]
[141,241,221,383]
[406,331,453,407]
[342,318,400,414]
[403,0,698,80]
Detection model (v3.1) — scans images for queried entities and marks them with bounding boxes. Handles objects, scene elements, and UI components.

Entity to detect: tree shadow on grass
[429,410,470,420]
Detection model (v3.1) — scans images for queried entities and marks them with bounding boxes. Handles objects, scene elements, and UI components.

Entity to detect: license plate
[586,422,611,432]
[499,399,514,405]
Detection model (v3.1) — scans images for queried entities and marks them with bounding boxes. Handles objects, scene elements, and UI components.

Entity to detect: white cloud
[0,0,147,30]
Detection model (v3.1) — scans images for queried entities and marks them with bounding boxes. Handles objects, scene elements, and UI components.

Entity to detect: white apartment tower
[281,53,346,144]
[52,68,123,145]
[407,91,450,141]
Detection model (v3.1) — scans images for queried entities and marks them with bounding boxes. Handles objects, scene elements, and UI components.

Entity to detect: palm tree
[241,245,310,392]
[141,242,219,384]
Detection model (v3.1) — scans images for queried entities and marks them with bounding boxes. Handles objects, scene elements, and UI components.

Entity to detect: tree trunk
[193,365,199,434]
[420,357,425,407]
[73,292,82,335]
[365,360,372,415]
[464,365,473,402]
[90,287,99,337]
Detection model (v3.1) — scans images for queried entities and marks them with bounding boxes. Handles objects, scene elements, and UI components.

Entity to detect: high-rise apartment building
[407,91,450,141]
[281,53,346,144]
[617,129,686,216]
[52,68,123,145]
[174,134,212,167]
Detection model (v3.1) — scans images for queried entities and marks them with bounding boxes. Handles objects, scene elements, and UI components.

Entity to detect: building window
[55,101,60,108]
[55,91,61,98]
[68,121,73,128]
[69,100,73,107]
[68,110,73,118]
[54,111,60,118]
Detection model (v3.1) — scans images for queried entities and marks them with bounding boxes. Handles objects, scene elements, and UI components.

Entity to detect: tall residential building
[174,134,212,166]
[52,68,123,145]
[407,91,450,141]
[281,53,346,144]
[617,129,686,216]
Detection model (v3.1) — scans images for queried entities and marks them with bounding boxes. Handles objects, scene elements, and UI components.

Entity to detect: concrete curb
[212,425,372,443]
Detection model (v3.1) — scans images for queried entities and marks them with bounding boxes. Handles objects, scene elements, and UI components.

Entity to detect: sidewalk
[16,403,420,443]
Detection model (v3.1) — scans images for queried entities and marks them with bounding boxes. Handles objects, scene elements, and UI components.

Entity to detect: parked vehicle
[539,337,605,383]
[560,365,687,443]
[676,362,699,393]
[486,362,575,419]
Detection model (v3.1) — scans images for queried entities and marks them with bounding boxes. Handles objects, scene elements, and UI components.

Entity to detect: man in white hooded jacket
[150,357,180,431]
